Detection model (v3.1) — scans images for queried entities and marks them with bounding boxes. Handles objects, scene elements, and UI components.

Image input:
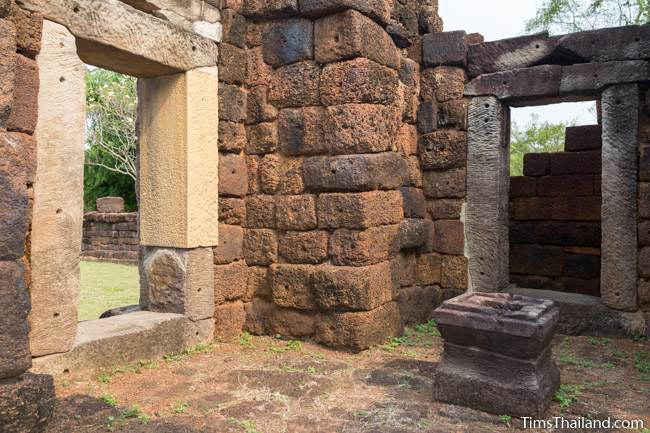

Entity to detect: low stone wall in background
[82,212,138,264]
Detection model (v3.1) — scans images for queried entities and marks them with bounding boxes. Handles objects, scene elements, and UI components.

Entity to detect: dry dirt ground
[46,322,650,433]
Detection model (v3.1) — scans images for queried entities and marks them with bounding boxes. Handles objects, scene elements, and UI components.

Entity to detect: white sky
[439,0,598,126]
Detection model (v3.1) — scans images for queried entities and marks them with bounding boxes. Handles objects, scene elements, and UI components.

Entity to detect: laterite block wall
[509,125,602,297]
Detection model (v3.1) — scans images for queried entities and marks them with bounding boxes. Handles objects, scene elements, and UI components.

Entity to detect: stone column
[466,96,509,292]
[601,84,639,311]
[29,20,86,356]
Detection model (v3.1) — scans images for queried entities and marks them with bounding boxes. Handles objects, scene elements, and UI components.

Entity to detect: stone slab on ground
[505,287,648,337]
[0,372,55,433]
[30,312,214,376]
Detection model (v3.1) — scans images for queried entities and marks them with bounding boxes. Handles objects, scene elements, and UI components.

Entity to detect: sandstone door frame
[466,85,639,312]
[22,0,220,358]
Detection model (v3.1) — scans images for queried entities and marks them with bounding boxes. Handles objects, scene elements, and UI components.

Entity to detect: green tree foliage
[84,68,138,211]
[510,114,572,176]
[526,0,650,34]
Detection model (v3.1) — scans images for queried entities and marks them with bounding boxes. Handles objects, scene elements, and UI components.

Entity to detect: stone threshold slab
[504,287,647,338]
[30,311,213,376]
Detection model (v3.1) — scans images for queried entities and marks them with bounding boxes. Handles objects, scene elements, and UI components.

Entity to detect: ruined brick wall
[509,125,602,297]
[212,0,469,350]
[82,212,139,264]
[639,89,650,318]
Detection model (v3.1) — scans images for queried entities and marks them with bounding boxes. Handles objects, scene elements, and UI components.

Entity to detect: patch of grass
[121,404,141,419]
[558,353,597,369]
[498,415,512,425]
[279,363,300,373]
[555,384,581,409]
[414,319,441,337]
[100,394,118,407]
[138,414,150,425]
[270,340,302,353]
[634,352,650,374]
[173,403,190,414]
[138,359,158,369]
[78,260,139,321]
[587,336,610,345]
[227,417,263,433]
[239,332,254,348]
[97,373,112,384]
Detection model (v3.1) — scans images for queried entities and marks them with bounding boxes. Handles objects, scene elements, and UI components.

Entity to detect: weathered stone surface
[313,262,396,311]
[641,182,650,219]
[262,18,313,67]
[420,67,465,102]
[242,0,298,18]
[523,153,550,177]
[433,220,464,255]
[269,264,315,310]
[246,46,273,88]
[139,67,219,248]
[441,255,468,290]
[399,58,420,122]
[466,97,509,292]
[548,151,600,175]
[320,58,400,106]
[219,42,247,85]
[0,132,34,261]
[219,84,248,122]
[536,174,594,197]
[278,106,328,156]
[243,298,274,335]
[245,266,270,301]
[639,248,650,279]
[6,54,38,134]
[30,312,214,375]
[221,9,246,48]
[417,100,438,134]
[509,176,537,198]
[246,122,279,154]
[465,65,561,101]
[467,32,554,77]
[419,130,467,170]
[397,285,441,325]
[428,199,464,220]
[96,197,124,213]
[303,153,407,192]
[559,60,650,94]
[269,61,321,108]
[423,30,467,67]
[330,225,400,266]
[279,158,305,194]
[28,21,85,356]
[400,187,426,218]
[0,20,15,129]
[324,104,400,155]
[432,293,560,417]
[279,231,328,264]
[399,218,434,251]
[140,247,215,320]
[0,261,30,379]
[506,287,648,338]
[510,244,564,277]
[219,121,247,153]
[245,195,275,228]
[299,0,392,25]
[565,125,601,151]
[269,307,315,337]
[552,196,600,221]
[415,253,442,286]
[244,229,277,265]
[258,154,280,194]
[246,85,278,125]
[316,302,403,351]
[318,191,403,229]
[314,9,399,69]
[219,197,245,225]
[0,373,55,433]
[9,3,42,58]
[638,221,650,246]
[213,260,247,303]
[18,0,219,77]
[276,194,317,231]
[214,302,246,340]
[213,224,244,265]
[219,153,248,198]
[423,168,466,199]
[438,99,468,130]
[601,84,638,312]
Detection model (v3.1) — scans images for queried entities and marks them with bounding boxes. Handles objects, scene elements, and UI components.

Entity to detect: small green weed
[100,394,117,407]
[138,359,158,369]
[173,403,190,414]
[138,414,150,425]
[121,404,141,419]
[634,352,650,374]
[587,336,610,345]
[97,373,111,384]
[555,384,581,409]
[239,332,254,348]
[227,417,263,433]
[270,340,302,353]
[498,414,512,425]
[414,319,442,337]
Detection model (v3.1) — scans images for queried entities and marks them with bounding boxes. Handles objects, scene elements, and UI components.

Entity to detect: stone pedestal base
[432,292,561,417]
[0,372,55,433]
[433,343,560,416]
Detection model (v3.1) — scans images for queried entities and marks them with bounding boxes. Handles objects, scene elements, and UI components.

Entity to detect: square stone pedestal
[0,372,55,433]
[432,292,560,417]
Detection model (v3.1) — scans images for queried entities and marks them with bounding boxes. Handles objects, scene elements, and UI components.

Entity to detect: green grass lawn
[78,260,140,321]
